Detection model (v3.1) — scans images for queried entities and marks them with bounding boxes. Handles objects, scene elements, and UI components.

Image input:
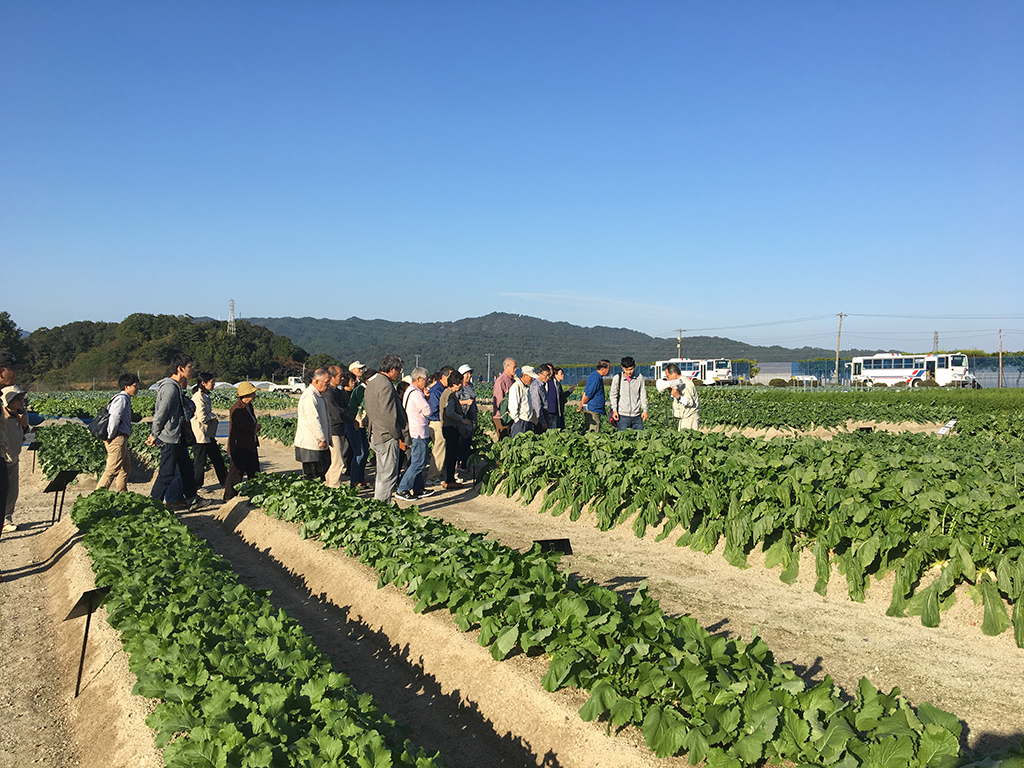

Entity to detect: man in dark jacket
[147,353,204,509]
[364,354,409,502]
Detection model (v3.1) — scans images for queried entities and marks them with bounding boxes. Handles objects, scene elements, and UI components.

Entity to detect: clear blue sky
[3,1,1022,352]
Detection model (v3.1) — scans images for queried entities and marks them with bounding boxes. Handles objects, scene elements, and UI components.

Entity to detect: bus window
[938,357,948,369]
[914,359,924,368]
[883,359,893,369]
[853,363,861,375]
[951,355,965,367]
[717,360,729,369]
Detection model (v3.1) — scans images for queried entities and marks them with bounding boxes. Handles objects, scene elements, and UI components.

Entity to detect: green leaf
[918,724,961,768]
[642,705,688,759]
[980,574,1011,637]
[866,735,916,768]
[579,681,618,722]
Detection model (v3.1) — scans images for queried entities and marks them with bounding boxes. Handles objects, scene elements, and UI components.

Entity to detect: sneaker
[394,490,417,501]
[3,520,17,531]
[417,488,436,498]
[186,495,210,511]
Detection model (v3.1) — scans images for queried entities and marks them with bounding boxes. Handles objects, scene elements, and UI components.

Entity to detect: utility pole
[835,313,845,385]
[485,353,493,382]
[228,299,236,336]
[999,329,1004,388]
[414,354,420,369]
[933,331,938,354]
[675,329,685,359]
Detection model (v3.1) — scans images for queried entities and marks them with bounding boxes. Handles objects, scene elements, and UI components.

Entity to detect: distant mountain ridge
[245,312,885,374]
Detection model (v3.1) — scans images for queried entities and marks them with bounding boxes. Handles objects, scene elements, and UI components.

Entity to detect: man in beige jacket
[294,369,331,480]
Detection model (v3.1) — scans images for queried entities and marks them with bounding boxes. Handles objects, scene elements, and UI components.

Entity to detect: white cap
[521,366,537,378]
[348,361,365,373]
[458,364,473,374]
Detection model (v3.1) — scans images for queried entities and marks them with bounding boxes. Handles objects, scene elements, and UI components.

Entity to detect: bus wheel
[911,379,921,388]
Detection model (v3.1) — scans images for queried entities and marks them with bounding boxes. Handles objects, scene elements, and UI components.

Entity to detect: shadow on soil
[0,526,82,582]
[179,508,563,768]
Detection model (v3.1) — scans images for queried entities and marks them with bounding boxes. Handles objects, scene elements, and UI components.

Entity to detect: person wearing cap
[3,385,29,531]
[224,381,261,501]
[346,365,371,489]
[455,364,477,474]
[97,373,141,493]
[507,366,536,438]
[0,351,19,529]
[294,368,332,481]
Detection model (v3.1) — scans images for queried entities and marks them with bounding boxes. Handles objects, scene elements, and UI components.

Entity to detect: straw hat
[237,381,258,397]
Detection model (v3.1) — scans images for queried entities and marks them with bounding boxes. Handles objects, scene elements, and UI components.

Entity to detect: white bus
[653,358,735,386]
[850,352,976,387]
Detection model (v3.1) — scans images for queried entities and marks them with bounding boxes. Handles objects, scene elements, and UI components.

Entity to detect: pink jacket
[404,386,431,440]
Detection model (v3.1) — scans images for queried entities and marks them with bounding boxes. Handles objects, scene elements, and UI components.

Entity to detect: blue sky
[2,1,1022,352]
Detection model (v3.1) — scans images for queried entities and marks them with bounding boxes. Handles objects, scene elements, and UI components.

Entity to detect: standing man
[610,356,649,431]
[395,367,433,501]
[147,353,204,510]
[492,357,516,441]
[364,354,409,502]
[98,372,141,493]
[659,363,700,431]
[528,364,551,433]
[294,369,331,480]
[577,359,610,433]
[426,365,454,484]
[508,366,536,438]
[0,352,20,531]
[324,366,354,488]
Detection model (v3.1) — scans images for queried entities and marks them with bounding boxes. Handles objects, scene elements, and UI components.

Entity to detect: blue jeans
[616,414,644,431]
[346,424,368,485]
[397,437,428,495]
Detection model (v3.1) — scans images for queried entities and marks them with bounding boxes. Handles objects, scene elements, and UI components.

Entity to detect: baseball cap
[458,364,473,374]
[521,366,537,377]
[348,361,365,373]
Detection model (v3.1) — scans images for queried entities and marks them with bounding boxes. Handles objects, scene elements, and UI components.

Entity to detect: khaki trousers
[324,434,348,488]
[427,420,445,483]
[676,414,700,431]
[98,433,132,492]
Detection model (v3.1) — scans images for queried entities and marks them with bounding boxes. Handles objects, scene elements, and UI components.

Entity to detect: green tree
[0,311,31,365]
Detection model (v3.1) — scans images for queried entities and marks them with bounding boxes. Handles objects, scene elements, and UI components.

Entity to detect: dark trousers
[346,424,369,485]
[151,442,198,503]
[0,467,8,529]
[442,425,461,483]
[224,448,259,501]
[193,442,227,487]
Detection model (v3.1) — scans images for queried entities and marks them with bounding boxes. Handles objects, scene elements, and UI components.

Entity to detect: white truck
[269,376,306,394]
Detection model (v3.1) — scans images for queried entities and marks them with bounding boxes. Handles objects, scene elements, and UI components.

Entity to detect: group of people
[494,356,700,437]
[92,353,262,507]
[0,347,702,532]
[291,358,480,502]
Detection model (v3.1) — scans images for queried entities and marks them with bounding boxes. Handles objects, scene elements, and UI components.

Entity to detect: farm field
[3,420,1023,765]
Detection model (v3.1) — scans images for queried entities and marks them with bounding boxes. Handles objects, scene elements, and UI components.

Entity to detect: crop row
[28,388,298,419]
[70,488,446,768]
[36,421,159,481]
[237,472,1006,767]
[480,429,1024,646]
[563,386,1024,433]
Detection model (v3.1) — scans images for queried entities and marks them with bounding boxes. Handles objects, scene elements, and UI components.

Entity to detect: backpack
[88,397,116,440]
[498,394,512,426]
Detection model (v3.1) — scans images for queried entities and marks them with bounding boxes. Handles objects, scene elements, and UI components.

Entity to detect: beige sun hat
[237,381,258,397]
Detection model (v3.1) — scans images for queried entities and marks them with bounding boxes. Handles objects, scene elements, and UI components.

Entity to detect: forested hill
[246,312,882,373]
[21,314,308,388]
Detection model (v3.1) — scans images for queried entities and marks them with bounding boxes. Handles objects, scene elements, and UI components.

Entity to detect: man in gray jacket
[147,353,203,509]
[609,356,649,431]
[364,354,409,502]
